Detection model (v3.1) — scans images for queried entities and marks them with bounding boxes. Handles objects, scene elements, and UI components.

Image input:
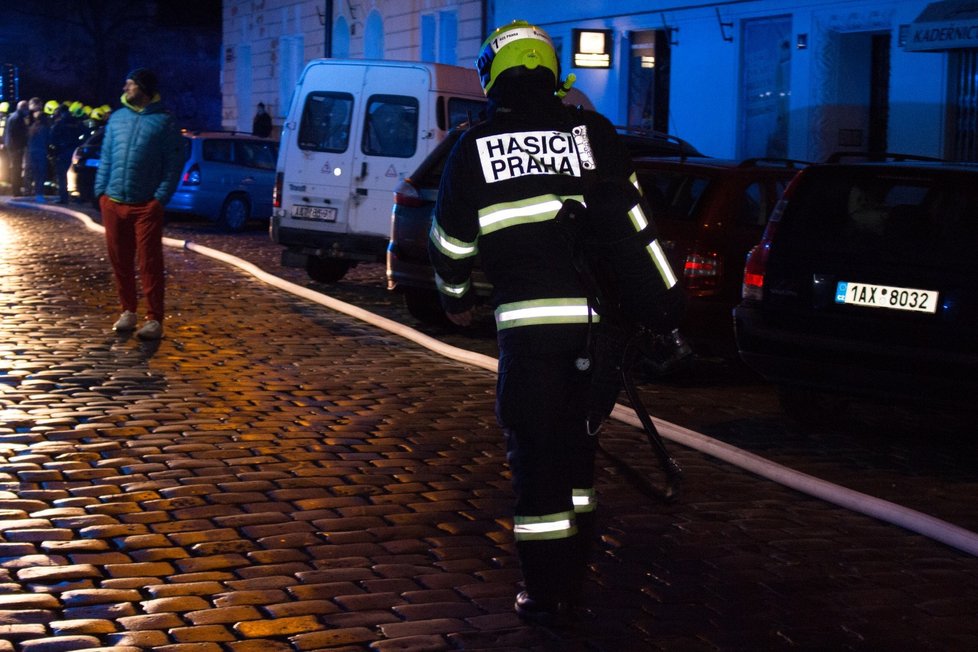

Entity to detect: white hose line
[13,199,978,557]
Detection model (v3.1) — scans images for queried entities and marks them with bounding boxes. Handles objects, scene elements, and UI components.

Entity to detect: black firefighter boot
[514,538,579,628]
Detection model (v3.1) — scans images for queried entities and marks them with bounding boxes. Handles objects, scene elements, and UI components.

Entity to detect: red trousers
[100,196,165,321]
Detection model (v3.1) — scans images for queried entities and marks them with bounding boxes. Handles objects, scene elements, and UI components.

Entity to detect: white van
[270,59,488,282]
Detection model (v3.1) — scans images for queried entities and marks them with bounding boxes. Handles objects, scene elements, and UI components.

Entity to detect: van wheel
[220,195,251,232]
[306,258,350,283]
[403,288,450,325]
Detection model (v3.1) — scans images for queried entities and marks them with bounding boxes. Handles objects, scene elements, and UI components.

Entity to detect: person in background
[50,102,87,203]
[252,101,272,138]
[94,68,182,340]
[0,101,9,191]
[26,97,51,202]
[3,100,30,195]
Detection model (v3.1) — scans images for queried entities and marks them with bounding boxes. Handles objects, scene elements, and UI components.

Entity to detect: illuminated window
[573,29,612,68]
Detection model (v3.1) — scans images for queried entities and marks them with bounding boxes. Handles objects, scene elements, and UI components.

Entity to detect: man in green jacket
[95,67,183,339]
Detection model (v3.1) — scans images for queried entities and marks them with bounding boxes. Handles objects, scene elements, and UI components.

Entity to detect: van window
[362,94,418,158]
[298,92,354,152]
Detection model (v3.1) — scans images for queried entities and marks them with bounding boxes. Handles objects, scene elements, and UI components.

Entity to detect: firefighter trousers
[497,338,597,605]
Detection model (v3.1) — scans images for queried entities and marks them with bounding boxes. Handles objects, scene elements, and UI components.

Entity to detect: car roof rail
[614,125,701,160]
[738,157,810,169]
[824,151,946,164]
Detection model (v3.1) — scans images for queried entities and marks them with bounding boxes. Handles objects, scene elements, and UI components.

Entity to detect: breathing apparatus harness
[553,191,684,501]
[501,102,682,500]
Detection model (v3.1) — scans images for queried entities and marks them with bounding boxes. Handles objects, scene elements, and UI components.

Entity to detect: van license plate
[293,205,337,222]
[834,281,938,314]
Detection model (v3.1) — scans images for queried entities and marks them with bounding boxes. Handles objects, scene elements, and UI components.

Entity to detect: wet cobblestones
[1,203,978,650]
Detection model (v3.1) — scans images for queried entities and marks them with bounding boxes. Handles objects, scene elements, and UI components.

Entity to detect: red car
[633,156,808,354]
[634,156,808,301]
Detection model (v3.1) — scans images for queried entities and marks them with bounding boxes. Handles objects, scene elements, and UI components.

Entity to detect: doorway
[825,30,891,158]
[628,30,670,133]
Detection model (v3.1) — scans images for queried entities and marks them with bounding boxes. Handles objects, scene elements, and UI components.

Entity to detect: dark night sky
[0,0,223,128]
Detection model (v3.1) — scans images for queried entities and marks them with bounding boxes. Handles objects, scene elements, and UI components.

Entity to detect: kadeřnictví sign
[906,1,978,51]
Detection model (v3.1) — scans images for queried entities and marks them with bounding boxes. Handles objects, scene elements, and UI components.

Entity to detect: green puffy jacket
[94,95,182,205]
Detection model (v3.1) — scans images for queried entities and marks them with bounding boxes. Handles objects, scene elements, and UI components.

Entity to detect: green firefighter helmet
[476,20,559,96]
[44,99,60,115]
[0,101,9,114]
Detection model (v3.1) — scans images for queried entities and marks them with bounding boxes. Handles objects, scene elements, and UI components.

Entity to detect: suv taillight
[182,164,201,186]
[683,251,722,296]
[273,171,283,208]
[741,169,803,300]
[741,242,769,301]
[393,179,426,208]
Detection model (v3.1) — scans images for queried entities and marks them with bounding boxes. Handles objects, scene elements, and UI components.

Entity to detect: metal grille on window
[952,50,978,162]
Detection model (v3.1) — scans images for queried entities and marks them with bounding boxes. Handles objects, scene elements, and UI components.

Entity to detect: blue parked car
[166,131,279,232]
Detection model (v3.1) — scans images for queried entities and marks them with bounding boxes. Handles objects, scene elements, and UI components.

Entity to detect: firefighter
[429,20,684,626]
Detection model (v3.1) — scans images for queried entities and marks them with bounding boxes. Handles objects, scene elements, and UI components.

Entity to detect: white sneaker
[113,311,138,331]
[136,319,163,340]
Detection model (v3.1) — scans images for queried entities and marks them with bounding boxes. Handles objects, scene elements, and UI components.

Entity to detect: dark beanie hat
[126,67,158,97]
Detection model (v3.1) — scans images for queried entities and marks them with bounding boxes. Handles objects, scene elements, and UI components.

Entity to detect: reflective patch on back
[572,124,596,170]
[476,130,581,183]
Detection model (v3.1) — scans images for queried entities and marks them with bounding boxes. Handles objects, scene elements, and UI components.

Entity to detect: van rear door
[347,65,432,240]
[278,63,365,241]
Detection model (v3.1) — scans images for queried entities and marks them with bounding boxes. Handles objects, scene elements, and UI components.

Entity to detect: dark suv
[386,126,702,324]
[733,156,978,417]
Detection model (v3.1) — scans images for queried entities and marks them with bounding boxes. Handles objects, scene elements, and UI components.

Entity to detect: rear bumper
[272,218,387,264]
[733,303,978,406]
[166,189,219,217]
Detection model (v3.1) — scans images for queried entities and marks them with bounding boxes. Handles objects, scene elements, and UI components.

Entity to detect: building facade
[221,0,484,136]
[222,0,975,161]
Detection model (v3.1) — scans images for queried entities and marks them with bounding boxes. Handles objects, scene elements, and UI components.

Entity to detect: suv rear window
[638,169,711,221]
[444,97,486,131]
[298,91,354,152]
[779,167,978,260]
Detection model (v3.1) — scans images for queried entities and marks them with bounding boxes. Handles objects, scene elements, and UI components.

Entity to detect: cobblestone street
[1,204,978,651]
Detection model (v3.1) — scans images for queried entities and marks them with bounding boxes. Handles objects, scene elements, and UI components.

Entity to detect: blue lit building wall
[486,1,948,161]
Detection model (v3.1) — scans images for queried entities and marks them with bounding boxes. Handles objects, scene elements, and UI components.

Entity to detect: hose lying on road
[16,199,978,558]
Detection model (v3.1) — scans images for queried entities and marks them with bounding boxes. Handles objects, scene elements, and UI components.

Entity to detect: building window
[740,16,792,158]
[279,35,304,117]
[421,11,458,65]
[365,10,384,59]
[236,44,252,132]
[333,17,350,58]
